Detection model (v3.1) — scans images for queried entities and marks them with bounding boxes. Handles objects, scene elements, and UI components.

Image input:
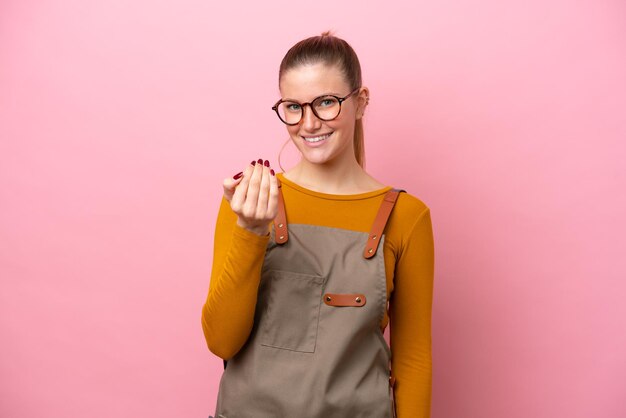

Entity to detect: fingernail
[264,160,269,167]
[251,160,256,166]
[257,158,263,164]
[270,169,275,176]
[233,171,243,179]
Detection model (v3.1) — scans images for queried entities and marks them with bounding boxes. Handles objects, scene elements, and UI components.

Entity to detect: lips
[302,132,333,142]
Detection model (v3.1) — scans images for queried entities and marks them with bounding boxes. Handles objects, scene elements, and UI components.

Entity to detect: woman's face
[279,62,366,167]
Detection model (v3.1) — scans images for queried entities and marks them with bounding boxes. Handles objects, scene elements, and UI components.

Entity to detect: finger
[241,159,263,218]
[266,167,279,220]
[224,175,243,190]
[256,161,271,218]
[230,162,255,212]
[223,172,244,201]
[223,171,243,193]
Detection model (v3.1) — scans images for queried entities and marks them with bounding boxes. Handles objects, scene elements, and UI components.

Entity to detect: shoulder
[383,189,432,253]
[393,189,430,222]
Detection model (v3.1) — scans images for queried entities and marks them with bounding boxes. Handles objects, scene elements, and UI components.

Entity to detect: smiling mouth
[302,132,333,142]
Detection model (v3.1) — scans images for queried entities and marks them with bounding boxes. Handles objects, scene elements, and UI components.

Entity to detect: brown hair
[277,30,366,171]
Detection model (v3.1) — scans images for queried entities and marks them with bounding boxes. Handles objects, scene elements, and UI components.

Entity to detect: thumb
[223,175,243,202]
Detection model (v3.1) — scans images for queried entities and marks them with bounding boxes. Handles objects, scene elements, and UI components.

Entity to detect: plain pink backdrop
[1,1,625,417]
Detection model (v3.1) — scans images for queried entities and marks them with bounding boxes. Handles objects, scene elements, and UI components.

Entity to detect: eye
[316,97,338,107]
[285,103,301,112]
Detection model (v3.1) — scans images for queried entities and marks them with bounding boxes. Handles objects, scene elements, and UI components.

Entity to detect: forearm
[201,221,270,359]
[391,207,435,417]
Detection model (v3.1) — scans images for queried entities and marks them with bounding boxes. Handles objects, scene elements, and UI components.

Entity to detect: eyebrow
[282,92,342,102]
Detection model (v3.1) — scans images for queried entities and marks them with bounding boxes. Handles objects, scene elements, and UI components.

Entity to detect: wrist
[236,219,269,237]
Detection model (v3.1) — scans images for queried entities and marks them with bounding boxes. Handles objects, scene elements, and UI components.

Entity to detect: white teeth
[303,132,332,142]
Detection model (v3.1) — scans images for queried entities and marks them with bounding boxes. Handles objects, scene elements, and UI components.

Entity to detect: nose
[301,104,322,131]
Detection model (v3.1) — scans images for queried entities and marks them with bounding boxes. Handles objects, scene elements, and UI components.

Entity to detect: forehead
[279,62,349,100]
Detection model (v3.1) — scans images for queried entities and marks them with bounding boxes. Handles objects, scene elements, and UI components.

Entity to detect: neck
[287,156,367,195]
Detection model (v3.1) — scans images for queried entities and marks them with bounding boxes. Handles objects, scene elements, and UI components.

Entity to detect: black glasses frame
[271,88,361,125]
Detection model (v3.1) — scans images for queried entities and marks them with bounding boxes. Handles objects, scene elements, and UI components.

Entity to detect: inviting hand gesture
[222,159,279,236]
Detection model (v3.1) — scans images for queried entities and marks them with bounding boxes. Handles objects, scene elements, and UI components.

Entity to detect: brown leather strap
[363,188,405,258]
[323,293,366,307]
[275,184,405,251]
[273,178,289,244]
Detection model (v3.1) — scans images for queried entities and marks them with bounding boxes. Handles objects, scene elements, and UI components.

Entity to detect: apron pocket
[259,269,326,353]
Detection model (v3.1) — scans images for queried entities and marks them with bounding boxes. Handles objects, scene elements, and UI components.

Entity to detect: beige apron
[213,181,404,418]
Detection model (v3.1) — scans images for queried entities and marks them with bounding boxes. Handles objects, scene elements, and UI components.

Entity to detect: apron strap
[363,188,405,259]
[273,178,289,244]
[273,183,405,250]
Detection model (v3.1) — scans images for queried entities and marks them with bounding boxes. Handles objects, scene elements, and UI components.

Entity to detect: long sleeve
[389,207,435,418]
[201,196,270,360]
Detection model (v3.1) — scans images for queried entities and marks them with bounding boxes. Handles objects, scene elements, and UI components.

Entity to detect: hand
[223,159,279,236]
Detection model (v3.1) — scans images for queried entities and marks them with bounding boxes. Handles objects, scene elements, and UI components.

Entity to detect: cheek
[333,107,356,128]
[286,126,299,137]
[326,117,350,132]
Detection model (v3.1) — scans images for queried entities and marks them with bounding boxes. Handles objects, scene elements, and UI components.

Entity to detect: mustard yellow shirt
[202,172,435,417]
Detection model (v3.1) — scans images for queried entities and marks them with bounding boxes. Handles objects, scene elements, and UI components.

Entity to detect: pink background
[1,1,625,417]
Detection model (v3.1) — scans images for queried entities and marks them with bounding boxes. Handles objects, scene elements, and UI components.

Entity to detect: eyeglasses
[271,88,361,125]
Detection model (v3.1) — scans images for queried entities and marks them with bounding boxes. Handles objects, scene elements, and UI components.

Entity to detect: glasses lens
[277,102,302,125]
[312,96,340,121]
[275,96,342,124]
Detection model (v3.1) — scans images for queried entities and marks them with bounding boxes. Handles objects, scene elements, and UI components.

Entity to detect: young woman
[202,31,434,418]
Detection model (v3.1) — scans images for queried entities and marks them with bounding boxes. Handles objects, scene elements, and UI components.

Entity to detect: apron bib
[213,182,404,418]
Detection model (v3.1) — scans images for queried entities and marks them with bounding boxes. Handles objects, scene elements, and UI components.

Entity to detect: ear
[355,87,370,120]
